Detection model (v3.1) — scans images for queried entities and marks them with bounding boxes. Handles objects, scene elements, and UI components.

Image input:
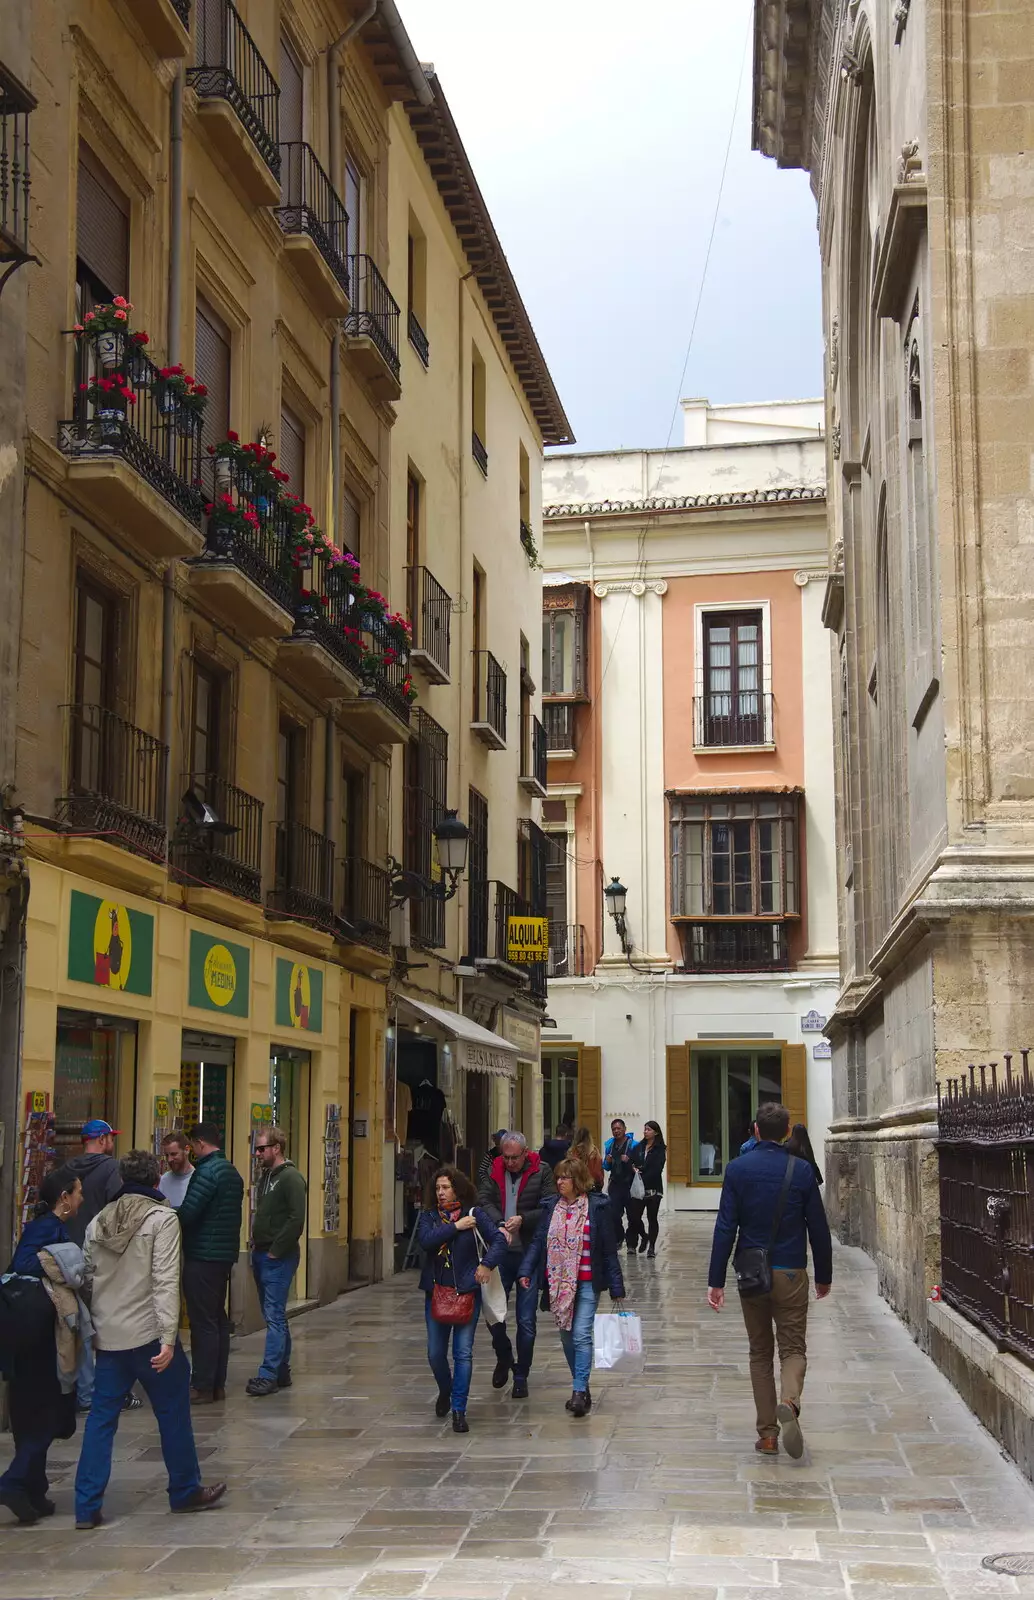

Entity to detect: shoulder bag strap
[470,1207,486,1262]
[766,1155,797,1254]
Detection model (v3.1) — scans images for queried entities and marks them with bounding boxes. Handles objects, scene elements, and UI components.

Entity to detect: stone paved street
[2,1216,1034,1598]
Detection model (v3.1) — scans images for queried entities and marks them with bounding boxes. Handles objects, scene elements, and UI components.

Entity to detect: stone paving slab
[3,1216,1034,1596]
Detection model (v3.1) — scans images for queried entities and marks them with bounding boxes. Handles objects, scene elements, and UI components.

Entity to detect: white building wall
[549,968,839,1212]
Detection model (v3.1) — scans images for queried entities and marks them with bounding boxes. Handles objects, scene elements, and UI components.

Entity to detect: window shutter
[77,148,129,297]
[279,404,305,496]
[342,486,361,558]
[781,1043,808,1131]
[666,1044,691,1182]
[279,35,304,146]
[194,300,231,454]
[576,1045,602,1151]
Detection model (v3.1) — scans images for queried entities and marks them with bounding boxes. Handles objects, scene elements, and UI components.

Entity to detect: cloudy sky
[398,0,824,453]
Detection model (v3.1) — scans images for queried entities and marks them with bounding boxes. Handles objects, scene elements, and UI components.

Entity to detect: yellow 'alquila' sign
[507,915,549,964]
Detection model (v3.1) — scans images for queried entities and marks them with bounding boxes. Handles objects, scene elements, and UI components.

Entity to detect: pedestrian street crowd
[3,1103,1034,1600]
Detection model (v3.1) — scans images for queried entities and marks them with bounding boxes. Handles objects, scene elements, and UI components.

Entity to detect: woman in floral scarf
[519,1157,625,1416]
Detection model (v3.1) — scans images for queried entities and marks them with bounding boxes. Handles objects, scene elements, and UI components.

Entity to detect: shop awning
[395,997,518,1078]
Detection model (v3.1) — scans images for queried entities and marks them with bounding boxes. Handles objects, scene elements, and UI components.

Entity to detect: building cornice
[544,485,826,520]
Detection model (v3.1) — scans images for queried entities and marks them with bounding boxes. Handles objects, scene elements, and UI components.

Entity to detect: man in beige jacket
[73,1149,227,1529]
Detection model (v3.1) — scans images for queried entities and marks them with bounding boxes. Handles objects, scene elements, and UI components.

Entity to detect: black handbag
[733,1156,797,1298]
[0,1272,55,1359]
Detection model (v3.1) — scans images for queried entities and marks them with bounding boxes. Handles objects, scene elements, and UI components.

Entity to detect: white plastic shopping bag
[593,1310,645,1371]
[472,1215,508,1327]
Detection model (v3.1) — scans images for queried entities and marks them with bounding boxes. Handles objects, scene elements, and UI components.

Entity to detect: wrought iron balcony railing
[344,255,400,379]
[520,712,547,792]
[58,329,206,528]
[465,881,547,1000]
[275,142,349,297]
[170,772,263,902]
[269,819,335,930]
[472,430,488,476]
[693,691,773,748]
[290,542,365,677]
[678,921,790,972]
[58,704,168,860]
[189,0,280,181]
[406,564,451,683]
[548,923,589,978]
[339,857,391,952]
[472,650,506,747]
[544,700,575,753]
[360,610,412,727]
[0,63,36,274]
[198,453,295,615]
[408,309,429,367]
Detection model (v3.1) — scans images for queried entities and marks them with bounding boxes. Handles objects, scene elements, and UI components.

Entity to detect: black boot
[638,1235,649,1253]
[491,1355,512,1389]
[646,1246,656,1258]
[435,1390,451,1418]
[570,1390,589,1418]
[565,1385,591,1413]
[452,1410,469,1434]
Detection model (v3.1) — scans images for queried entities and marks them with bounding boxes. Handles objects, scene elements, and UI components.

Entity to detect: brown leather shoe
[189,1388,214,1405]
[173,1483,227,1513]
[754,1436,779,1454]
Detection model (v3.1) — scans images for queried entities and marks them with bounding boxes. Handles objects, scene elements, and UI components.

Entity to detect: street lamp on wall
[604,876,632,955]
[388,809,471,908]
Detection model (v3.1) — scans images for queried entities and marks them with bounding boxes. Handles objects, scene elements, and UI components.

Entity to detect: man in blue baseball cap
[66,1120,141,1414]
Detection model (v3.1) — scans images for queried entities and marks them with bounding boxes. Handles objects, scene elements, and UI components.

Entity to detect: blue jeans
[252,1248,298,1381]
[74,1341,201,1517]
[425,1292,481,1412]
[559,1281,599,1391]
[76,1339,95,1409]
[488,1252,539,1379]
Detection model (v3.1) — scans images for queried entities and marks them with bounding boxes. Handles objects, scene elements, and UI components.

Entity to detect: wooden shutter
[666,1044,691,1182]
[781,1043,808,1130]
[279,404,305,496]
[577,1046,602,1150]
[279,35,304,145]
[194,300,231,453]
[77,147,129,297]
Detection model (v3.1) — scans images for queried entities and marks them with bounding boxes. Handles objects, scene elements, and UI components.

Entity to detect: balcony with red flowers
[58,306,206,560]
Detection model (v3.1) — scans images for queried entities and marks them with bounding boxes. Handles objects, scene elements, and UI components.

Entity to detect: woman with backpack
[0,1167,84,1524]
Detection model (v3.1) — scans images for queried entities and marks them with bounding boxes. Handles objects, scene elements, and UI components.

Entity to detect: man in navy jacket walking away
[707,1102,832,1459]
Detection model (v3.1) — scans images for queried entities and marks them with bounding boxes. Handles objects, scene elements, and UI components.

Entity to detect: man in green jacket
[246,1125,307,1397]
[178,1122,244,1405]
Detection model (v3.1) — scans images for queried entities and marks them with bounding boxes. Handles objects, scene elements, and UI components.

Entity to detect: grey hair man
[476,1130,555,1398]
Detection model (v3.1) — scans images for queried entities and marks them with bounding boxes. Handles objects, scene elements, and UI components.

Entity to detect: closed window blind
[194,299,231,454]
[279,35,304,145]
[77,147,129,298]
[278,404,306,496]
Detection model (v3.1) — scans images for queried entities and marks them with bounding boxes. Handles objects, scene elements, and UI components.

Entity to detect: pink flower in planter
[113,310,127,321]
[83,312,95,322]
[73,323,84,334]
[112,296,129,309]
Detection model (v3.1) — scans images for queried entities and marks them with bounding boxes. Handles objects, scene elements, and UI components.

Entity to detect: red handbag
[431,1238,475,1325]
[430,1283,475,1325]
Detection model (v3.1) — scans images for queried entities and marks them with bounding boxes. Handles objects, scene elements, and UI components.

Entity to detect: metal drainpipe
[161,65,185,847]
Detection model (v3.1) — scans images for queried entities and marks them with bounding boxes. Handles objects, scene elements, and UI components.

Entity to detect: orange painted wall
[661,569,807,964]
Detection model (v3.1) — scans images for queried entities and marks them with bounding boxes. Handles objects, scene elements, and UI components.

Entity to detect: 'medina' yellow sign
[507,915,549,964]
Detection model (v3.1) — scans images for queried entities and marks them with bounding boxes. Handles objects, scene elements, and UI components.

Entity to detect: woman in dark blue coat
[417,1165,507,1433]
[519,1157,625,1417]
[0,1166,83,1524]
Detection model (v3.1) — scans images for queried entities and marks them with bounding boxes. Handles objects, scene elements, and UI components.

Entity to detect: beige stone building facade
[1,0,567,1308]
[754,0,1034,1449]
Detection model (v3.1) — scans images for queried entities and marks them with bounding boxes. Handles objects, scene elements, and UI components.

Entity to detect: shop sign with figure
[68,890,154,995]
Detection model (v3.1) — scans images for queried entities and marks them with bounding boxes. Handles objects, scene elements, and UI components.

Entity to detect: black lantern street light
[604,876,632,955]
[388,808,470,907]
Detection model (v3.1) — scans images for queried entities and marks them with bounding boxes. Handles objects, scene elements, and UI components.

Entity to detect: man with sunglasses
[246,1127,307,1398]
